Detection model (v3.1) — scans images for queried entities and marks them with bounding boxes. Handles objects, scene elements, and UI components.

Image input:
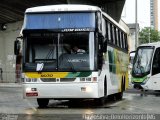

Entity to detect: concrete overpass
[0,0,126,82]
[0,0,125,25]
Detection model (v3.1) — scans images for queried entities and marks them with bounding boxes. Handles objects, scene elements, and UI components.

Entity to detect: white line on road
[25,99,37,113]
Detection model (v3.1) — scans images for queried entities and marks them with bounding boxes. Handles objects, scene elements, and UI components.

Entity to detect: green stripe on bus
[66,72,92,78]
[131,76,147,82]
[77,72,92,77]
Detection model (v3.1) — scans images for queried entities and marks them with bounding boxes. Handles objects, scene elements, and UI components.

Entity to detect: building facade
[150,0,158,30]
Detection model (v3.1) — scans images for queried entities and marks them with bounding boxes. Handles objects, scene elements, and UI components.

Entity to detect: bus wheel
[104,78,107,96]
[94,97,105,106]
[115,79,124,100]
[37,98,49,108]
[115,92,123,100]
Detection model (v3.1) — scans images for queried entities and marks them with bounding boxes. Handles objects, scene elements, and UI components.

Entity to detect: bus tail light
[26,87,38,97]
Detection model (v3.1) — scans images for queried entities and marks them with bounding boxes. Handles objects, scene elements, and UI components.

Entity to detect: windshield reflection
[132,47,154,77]
[24,32,95,72]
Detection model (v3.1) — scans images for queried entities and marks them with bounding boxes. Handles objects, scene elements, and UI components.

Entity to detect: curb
[0,83,22,88]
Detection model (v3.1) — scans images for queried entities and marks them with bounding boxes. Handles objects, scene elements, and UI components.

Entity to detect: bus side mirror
[102,40,107,53]
[14,38,21,55]
[129,51,136,64]
[98,33,107,53]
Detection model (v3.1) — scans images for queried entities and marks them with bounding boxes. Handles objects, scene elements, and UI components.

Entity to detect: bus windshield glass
[23,12,95,30]
[23,32,95,72]
[132,46,154,77]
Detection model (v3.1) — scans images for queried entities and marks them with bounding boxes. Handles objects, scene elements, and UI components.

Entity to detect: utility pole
[149,28,150,43]
[135,0,138,48]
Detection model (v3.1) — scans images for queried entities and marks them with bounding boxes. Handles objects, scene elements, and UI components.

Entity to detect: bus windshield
[23,32,95,72]
[132,46,154,77]
[24,12,95,30]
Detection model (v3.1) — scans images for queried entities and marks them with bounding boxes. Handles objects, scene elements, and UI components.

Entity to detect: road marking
[25,99,37,113]
[108,100,125,107]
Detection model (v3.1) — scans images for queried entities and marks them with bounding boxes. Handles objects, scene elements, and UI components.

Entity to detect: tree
[138,27,160,45]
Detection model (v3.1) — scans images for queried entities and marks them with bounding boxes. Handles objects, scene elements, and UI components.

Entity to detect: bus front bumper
[23,82,99,99]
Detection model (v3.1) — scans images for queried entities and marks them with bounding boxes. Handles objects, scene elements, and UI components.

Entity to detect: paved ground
[0,83,160,120]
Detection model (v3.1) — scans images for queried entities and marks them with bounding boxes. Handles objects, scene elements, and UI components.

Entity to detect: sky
[121,0,160,30]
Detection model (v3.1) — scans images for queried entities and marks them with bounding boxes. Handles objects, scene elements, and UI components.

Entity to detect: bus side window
[152,48,160,75]
[112,25,115,44]
[121,32,124,49]
[102,17,106,38]
[119,31,122,48]
[108,22,111,42]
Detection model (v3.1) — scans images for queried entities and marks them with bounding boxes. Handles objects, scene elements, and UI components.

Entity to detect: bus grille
[40,78,76,82]
[60,78,76,82]
[41,78,56,82]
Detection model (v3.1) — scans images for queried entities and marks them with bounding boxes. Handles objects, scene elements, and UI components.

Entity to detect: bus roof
[139,42,160,48]
[24,4,129,39]
[25,4,127,33]
[25,4,101,13]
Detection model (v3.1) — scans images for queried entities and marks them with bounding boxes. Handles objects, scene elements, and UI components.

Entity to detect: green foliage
[139,27,160,45]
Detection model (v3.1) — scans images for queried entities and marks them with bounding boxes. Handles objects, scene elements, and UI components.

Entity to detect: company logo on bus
[68,59,87,62]
[41,74,53,77]
[62,28,90,32]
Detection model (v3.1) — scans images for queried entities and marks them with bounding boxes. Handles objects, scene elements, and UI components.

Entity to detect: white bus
[132,42,160,90]
[14,5,129,107]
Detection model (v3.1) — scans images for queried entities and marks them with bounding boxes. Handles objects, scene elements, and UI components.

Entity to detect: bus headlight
[80,77,97,82]
[80,78,86,82]
[86,78,91,81]
[25,78,31,82]
[86,86,92,92]
[32,78,38,82]
[26,88,32,92]
[26,87,37,92]
[25,78,37,82]
[81,86,92,92]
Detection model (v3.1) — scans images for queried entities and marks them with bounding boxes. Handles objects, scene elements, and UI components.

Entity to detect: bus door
[150,47,160,90]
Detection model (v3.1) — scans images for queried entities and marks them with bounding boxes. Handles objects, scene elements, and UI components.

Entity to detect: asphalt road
[0,86,160,120]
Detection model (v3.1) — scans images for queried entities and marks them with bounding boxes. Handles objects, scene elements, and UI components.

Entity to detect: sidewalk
[0,83,22,87]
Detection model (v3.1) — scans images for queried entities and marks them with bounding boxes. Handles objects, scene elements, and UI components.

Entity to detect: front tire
[94,97,105,106]
[115,92,123,100]
[37,98,49,108]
